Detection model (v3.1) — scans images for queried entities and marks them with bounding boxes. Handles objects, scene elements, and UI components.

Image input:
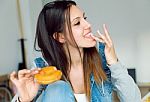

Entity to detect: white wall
[134,0,150,83]
[0,0,21,75]
[0,0,150,83]
[0,0,42,75]
[136,33,150,83]
[18,0,43,68]
[74,0,150,83]
[76,0,136,66]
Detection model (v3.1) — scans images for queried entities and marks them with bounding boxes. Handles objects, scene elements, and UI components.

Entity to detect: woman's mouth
[84,33,94,39]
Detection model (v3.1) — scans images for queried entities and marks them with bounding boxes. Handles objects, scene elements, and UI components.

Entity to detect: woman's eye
[74,21,80,25]
[84,17,87,20]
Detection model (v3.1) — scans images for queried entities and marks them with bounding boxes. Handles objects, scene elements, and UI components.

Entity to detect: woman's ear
[53,32,66,43]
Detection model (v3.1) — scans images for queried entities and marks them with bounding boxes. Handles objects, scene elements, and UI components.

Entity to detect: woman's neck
[65,45,84,69]
[65,46,85,93]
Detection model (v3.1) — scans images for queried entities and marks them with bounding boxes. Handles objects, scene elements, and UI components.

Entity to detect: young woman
[10,0,141,102]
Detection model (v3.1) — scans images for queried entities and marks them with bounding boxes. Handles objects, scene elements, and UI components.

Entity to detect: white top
[74,93,87,102]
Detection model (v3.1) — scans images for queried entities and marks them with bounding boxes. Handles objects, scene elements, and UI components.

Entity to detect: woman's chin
[84,41,97,48]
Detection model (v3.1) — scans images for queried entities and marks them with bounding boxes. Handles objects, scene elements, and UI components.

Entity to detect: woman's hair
[34,0,107,101]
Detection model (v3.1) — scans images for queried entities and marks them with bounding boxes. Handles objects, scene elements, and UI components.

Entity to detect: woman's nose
[83,19,91,29]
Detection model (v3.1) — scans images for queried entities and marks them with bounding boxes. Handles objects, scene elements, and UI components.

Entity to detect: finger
[25,76,34,82]
[10,71,18,84]
[24,68,41,78]
[31,68,41,75]
[103,24,112,43]
[18,69,31,79]
[91,34,104,43]
[97,30,111,47]
[97,30,106,43]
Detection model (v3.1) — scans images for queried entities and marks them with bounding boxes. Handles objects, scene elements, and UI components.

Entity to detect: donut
[34,66,62,84]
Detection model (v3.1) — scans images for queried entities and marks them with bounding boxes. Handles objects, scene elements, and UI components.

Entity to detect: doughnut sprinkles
[34,66,62,84]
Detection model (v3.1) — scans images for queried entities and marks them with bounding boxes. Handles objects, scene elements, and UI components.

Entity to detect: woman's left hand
[91,24,118,65]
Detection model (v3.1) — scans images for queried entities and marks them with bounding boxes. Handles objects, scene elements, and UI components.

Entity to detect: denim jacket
[39,43,114,102]
[90,43,113,102]
[90,74,113,102]
[12,43,141,102]
[99,43,111,80]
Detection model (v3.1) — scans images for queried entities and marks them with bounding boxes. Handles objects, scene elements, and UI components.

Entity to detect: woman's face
[68,5,96,48]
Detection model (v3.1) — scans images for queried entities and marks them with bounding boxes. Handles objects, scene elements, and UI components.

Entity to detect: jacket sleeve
[11,93,43,102]
[11,94,19,102]
[99,42,111,81]
[109,61,142,102]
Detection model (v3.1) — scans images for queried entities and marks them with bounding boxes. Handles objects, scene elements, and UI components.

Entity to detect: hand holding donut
[10,68,41,102]
[10,66,62,101]
[91,24,118,65]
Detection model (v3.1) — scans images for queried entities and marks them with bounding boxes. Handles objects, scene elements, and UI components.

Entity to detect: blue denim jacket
[90,43,113,102]
[90,75,113,102]
[40,43,141,102]
[12,43,141,102]
[41,75,113,102]
[99,43,111,80]
[40,43,114,102]
[38,43,112,102]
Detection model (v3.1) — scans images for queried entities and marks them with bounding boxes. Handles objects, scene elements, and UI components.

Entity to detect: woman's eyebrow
[71,12,85,22]
[83,12,85,17]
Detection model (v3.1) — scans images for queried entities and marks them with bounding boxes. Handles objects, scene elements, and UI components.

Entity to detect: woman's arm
[93,24,141,101]
[109,61,141,102]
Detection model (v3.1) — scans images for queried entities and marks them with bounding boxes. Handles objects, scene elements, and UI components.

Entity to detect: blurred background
[0,0,150,101]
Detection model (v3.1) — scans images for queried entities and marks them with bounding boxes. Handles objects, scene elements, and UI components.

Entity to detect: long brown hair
[34,0,107,101]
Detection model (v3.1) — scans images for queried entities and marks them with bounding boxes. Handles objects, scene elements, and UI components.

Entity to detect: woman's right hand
[10,68,41,102]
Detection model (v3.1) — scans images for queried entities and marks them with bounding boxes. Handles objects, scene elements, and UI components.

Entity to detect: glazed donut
[34,66,62,84]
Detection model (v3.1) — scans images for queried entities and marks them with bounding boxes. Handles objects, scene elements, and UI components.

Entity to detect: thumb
[10,71,19,85]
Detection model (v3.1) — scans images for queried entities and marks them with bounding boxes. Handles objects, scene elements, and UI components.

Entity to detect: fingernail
[91,34,94,37]
[35,70,39,73]
[12,71,16,73]
[27,70,31,73]
[38,68,41,70]
[103,24,106,27]
[97,30,101,35]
